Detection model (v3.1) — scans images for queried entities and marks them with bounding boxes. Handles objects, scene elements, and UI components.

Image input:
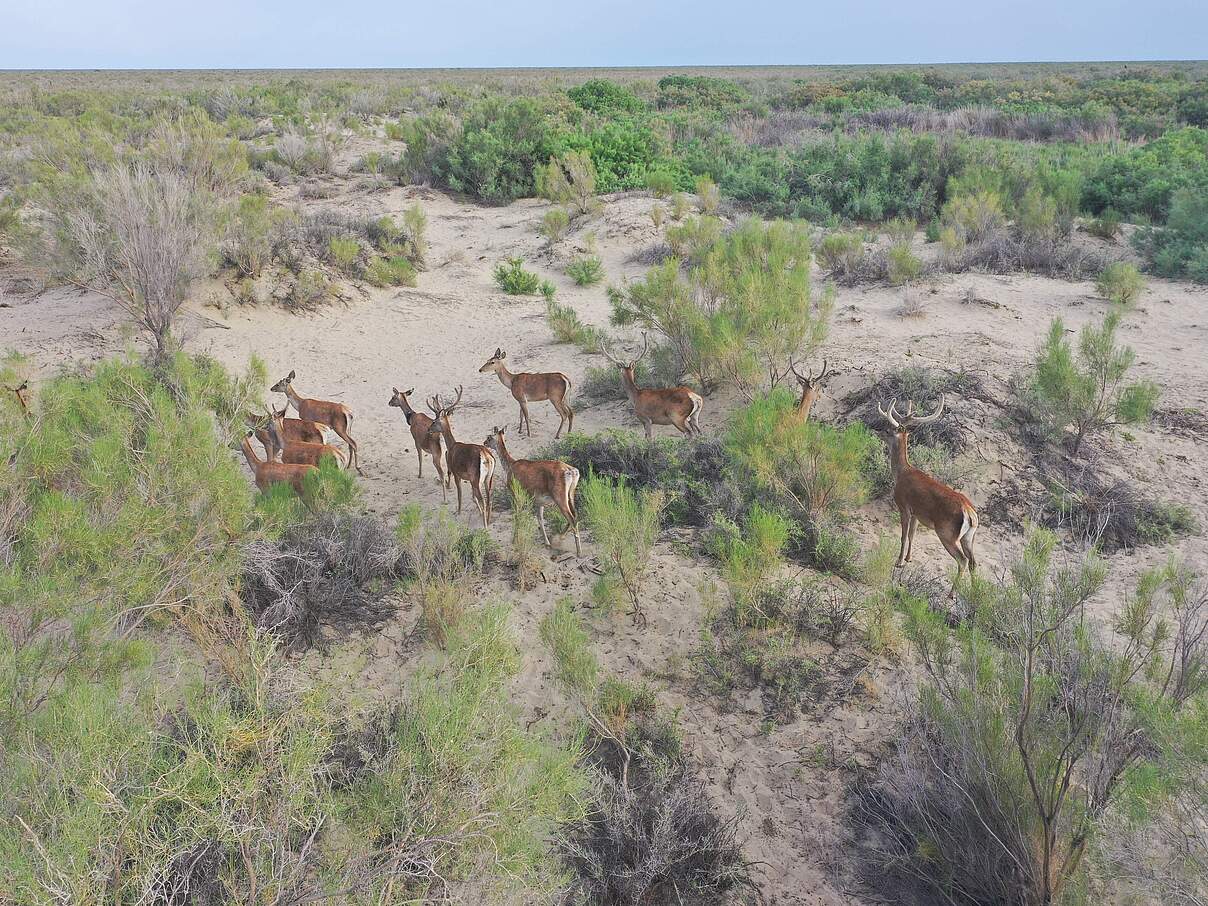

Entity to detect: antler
[445,385,465,414]
[634,333,651,365]
[790,358,830,386]
[877,399,903,430]
[426,394,442,417]
[598,338,627,368]
[908,394,945,426]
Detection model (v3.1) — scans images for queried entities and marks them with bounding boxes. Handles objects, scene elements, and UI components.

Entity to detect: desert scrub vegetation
[610,218,832,397]
[566,254,605,286]
[493,255,542,295]
[541,600,753,903]
[1095,260,1146,306]
[0,354,586,900]
[540,205,571,242]
[537,150,600,217]
[1133,186,1208,282]
[854,529,1208,906]
[580,475,664,623]
[545,297,607,352]
[1027,309,1159,456]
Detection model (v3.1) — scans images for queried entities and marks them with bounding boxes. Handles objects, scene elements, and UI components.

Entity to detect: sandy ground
[3,178,1207,904]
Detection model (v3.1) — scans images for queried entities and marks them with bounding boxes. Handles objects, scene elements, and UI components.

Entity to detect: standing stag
[789,359,832,422]
[484,425,581,556]
[877,396,978,598]
[239,432,316,495]
[426,387,496,528]
[388,387,447,498]
[265,408,347,467]
[271,370,360,474]
[479,348,574,438]
[600,334,703,440]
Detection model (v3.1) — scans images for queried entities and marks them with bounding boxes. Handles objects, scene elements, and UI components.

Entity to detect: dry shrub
[560,769,753,906]
[949,229,1113,279]
[240,513,400,651]
[842,366,984,453]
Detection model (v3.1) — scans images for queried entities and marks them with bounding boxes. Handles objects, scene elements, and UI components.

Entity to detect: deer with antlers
[239,432,317,495]
[270,370,360,474]
[479,348,574,438]
[484,425,581,556]
[789,359,833,422]
[877,395,978,598]
[426,387,496,528]
[600,335,703,440]
[388,387,447,498]
[264,408,347,468]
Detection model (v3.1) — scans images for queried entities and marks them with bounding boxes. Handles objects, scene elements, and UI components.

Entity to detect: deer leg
[938,534,969,600]
[561,400,574,438]
[454,477,464,514]
[518,400,530,436]
[905,516,919,562]
[537,505,552,547]
[960,529,978,575]
[896,509,910,568]
[642,418,653,441]
[416,446,424,479]
[435,456,448,502]
[331,425,361,475]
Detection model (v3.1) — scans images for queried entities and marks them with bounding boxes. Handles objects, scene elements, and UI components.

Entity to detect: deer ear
[500,350,507,359]
[288,370,295,380]
[405,388,414,396]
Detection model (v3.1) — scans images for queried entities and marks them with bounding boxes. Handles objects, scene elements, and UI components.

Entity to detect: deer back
[895,465,974,532]
[634,386,698,423]
[513,371,570,403]
[277,441,346,468]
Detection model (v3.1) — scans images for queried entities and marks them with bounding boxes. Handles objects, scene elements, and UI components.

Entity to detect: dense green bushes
[1083,127,1208,221]
[1134,186,1208,282]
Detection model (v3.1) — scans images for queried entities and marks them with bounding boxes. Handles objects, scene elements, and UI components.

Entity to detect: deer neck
[398,396,417,424]
[438,415,457,447]
[240,436,261,470]
[620,368,640,402]
[889,431,911,478]
[494,435,516,471]
[283,383,304,410]
[796,387,820,421]
[494,364,515,390]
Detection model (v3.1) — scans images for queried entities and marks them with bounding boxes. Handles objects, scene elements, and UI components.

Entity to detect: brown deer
[266,408,347,467]
[600,335,703,440]
[425,387,496,528]
[388,387,447,498]
[479,348,574,438]
[239,432,316,495]
[877,396,978,598]
[244,410,325,458]
[789,359,832,422]
[484,425,581,556]
[270,370,360,474]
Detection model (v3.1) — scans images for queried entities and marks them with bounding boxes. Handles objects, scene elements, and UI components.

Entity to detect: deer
[270,370,360,474]
[244,409,325,458]
[265,408,347,468]
[388,387,447,498]
[484,425,582,557]
[789,359,833,423]
[425,387,496,528]
[479,349,574,438]
[877,395,978,599]
[600,334,703,440]
[239,432,317,496]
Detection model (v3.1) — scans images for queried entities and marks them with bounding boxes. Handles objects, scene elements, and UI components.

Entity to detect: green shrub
[887,243,922,285]
[365,254,418,287]
[924,217,941,243]
[546,298,605,349]
[493,256,541,294]
[695,174,720,214]
[402,203,428,266]
[1031,309,1159,455]
[440,97,565,203]
[818,231,866,276]
[646,169,677,197]
[1133,186,1208,282]
[942,190,1006,243]
[286,269,334,310]
[541,206,570,242]
[665,214,722,264]
[1083,126,1208,221]
[670,191,691,220]
[221,193,290,278]
[538,150,600,217]
[1096,261,1146,307]
[581,476,664,623]
[857,531,1207,906]
[567,255,605,286]
[327,236,362,274]
[1087,208,1122,239]
[568,78,646,115]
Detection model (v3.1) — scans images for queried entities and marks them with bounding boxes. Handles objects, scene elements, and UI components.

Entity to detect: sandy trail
[4,184,1206,904]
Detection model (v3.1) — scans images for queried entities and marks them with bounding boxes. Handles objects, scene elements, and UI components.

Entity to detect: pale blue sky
[2,0,1205,69]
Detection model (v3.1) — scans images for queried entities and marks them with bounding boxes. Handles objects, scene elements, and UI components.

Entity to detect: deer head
[877,396,946,434]
[479,348,507,373]
[270,369,296,393]
[388,387,416,409]
[424,386,464,438]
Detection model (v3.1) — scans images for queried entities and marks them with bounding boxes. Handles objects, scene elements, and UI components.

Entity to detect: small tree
[48,161,218,362]
[580,476,663,624]
[540,207,570,242]
[1032,310,1159,456]
[1095,261,1146,307]
[538,151,599,218]
[860,530,1208,906]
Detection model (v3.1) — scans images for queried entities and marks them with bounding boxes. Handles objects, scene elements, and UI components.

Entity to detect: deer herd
[237,339,979,597]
